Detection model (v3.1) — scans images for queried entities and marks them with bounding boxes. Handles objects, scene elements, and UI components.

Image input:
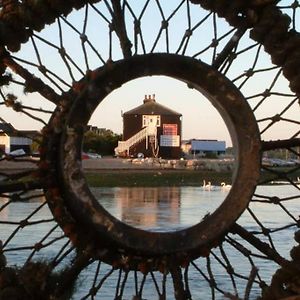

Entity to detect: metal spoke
[0,1,299,299]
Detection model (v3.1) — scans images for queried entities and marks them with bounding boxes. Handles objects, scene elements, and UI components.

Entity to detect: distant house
[0,119,38,154]
[86,125,107,135]
[182,139,226,157]
[115,94,182,159]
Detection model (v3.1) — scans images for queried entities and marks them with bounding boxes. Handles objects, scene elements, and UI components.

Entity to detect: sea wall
[129,158,234,172]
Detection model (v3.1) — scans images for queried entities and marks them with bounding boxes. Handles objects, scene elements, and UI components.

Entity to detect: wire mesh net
[0,0,299,299]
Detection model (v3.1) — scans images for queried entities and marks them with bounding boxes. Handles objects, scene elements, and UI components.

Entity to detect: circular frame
[57,53,261,259]
[0,0,299,297]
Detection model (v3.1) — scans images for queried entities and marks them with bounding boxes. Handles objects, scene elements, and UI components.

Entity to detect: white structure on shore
[0,118,37,154]
[181,139,226,157]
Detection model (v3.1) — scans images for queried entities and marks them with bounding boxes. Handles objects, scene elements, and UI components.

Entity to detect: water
[0,185,299,299]
[91,186,227,231]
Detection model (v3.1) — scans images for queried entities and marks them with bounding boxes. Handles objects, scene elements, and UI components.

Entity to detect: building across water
[0,118,38,154]
[182,139,226,157]
[115,95,182,159]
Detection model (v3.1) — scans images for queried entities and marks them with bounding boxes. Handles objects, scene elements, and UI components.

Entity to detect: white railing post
[114,127,148,155]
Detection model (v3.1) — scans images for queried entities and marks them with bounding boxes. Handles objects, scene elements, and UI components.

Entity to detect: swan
[202,180,209,190]
[221,182,232,191]
[202,180,219,191]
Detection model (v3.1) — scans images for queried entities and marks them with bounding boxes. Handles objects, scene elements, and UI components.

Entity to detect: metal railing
[115,126,158,156]
[115,127,148,155]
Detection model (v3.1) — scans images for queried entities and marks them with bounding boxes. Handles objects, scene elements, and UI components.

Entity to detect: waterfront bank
[1,157,299,187]
[82,157,234,187]
[85,169,233,187]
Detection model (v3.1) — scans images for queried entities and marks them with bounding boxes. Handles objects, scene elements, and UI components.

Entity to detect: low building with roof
[0,118,38,154]
[115,95,182,159]
[182,139,226,157]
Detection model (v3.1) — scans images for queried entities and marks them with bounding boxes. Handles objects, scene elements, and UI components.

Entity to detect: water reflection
[0,185,299,299]
[91,186,226,231]
[0,191,64,267]
[116,187,181,231]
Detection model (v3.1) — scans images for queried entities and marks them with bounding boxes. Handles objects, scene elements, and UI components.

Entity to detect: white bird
[202,180,219,191]
[221,182,232,191]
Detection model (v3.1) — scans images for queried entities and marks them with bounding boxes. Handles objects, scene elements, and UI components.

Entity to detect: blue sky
[1,0,299,148]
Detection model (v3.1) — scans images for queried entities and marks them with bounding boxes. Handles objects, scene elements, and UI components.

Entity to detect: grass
[85,167,300,187]
[85,170,234,187]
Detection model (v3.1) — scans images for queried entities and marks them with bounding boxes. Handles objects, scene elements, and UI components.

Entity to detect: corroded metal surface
[0,1,299,299]
[54,54,260,261]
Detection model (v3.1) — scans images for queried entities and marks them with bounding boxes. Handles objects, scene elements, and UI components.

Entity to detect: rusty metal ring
[59,53,261,259]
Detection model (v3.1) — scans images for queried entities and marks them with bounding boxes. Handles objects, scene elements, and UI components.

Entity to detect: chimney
[143,94,156,104]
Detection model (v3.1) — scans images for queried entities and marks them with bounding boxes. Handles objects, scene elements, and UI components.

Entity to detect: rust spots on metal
[39,53,261,265]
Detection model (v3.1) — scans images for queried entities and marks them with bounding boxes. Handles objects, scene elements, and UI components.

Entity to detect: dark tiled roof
[124,99,181,116]
[0,119,39,138]
[0,122,15,134]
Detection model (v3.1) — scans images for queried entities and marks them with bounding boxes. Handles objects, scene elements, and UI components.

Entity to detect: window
[142,115,161,127]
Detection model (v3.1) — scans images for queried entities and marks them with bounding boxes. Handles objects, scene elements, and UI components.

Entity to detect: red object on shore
[81,153,90,160]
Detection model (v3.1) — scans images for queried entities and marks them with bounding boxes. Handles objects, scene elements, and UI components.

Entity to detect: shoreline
[85,169,233,187]
[1,158,298,187]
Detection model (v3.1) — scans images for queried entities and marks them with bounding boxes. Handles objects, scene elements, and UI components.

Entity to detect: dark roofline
[0,122,15,135]
[0,119,39,138]
[124,99,181,116]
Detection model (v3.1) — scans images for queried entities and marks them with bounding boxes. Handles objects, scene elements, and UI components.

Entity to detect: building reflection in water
[114,187,181,231]
[91,186,226,232]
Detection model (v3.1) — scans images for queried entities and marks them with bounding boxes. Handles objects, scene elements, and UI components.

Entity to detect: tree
[83,129,122,155]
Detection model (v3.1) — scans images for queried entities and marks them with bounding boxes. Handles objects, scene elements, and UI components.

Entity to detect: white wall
[0,134,32,153]
[0,134,10,153]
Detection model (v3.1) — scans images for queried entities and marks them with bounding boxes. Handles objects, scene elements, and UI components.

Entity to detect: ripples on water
[0,185,298,299]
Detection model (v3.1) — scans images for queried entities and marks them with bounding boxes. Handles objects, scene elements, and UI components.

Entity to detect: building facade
[182,139,226,157]
[0,119,37,154]
[115,95,182,159]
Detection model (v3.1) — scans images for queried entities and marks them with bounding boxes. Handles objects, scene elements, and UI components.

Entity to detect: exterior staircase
[115,127,156,156]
